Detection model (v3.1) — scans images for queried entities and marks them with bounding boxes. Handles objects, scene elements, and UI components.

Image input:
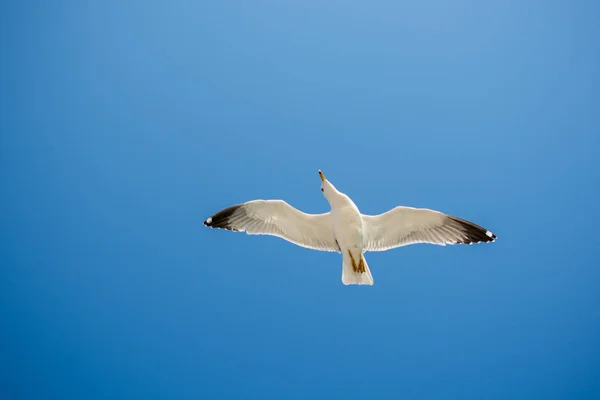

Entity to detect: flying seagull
[204,170,496,285]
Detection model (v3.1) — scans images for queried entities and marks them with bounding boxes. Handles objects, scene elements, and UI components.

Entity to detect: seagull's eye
[321,187,324,192]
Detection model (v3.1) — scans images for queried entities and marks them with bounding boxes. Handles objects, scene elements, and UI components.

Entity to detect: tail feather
[342,252,374,286]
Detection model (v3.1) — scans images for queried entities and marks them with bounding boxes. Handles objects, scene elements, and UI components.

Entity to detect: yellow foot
[357,255,366,273]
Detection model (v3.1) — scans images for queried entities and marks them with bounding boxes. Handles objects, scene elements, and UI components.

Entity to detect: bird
[203,170,496,285]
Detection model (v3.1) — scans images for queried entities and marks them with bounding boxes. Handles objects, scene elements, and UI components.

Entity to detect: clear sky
[1,1,599,399]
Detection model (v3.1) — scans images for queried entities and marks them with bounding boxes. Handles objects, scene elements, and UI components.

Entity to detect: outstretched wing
[204,200,339,252]
[362,206,496,252]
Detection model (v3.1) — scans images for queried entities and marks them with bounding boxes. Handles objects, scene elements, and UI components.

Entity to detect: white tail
[342,251,374,285]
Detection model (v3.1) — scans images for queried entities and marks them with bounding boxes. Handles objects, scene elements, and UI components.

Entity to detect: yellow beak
[318,170,326,183]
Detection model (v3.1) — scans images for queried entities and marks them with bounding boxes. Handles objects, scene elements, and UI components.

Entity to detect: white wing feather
[204,200,339,252]
[362,206,496,252]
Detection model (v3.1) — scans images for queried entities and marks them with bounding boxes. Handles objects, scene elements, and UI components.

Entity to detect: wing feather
[204,200,339,252]
[362,206,496,251]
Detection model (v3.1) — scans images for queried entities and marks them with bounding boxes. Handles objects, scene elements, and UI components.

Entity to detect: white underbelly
[333,205,364,252]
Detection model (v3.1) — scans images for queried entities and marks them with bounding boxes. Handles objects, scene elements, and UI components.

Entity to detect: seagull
[204,170,496,285]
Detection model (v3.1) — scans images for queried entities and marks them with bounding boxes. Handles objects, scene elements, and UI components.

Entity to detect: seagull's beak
[319,170,326,183]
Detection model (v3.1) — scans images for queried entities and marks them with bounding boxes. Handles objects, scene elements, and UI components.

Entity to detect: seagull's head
[319,170,337,201]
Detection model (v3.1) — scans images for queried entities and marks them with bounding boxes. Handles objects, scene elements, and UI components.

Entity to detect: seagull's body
[204,171,496,285]
[328,184,373,284]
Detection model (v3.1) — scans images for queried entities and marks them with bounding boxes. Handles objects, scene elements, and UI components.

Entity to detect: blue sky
[1,1,599,399]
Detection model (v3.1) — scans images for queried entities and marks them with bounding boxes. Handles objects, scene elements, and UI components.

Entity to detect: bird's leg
[357,254,366,273]
[348,250,366,273]
[348,249,358,272]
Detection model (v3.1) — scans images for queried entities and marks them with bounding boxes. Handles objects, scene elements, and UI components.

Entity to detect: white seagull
[204,170,496,285]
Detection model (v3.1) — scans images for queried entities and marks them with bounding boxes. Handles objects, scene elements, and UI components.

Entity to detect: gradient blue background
[2,1,599,399]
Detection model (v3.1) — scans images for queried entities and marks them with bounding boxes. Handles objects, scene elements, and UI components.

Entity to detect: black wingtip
[203,204,243,231]
[448,216,497,245]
